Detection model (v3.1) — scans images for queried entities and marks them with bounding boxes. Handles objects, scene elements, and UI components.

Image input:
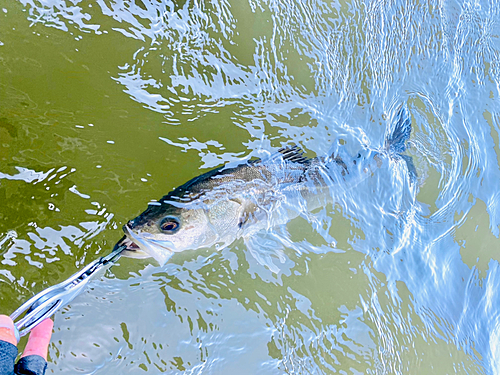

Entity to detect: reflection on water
[1,0,500,373]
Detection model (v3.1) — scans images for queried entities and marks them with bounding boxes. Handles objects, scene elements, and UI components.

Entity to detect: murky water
[1,0,500,373]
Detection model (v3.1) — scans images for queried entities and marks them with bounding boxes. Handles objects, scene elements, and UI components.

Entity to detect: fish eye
[160,217,180,233]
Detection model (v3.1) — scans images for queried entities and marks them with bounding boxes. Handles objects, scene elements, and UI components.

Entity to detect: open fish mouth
[114,235,140,251]
[113,235,150,259]
[113,226,174,266]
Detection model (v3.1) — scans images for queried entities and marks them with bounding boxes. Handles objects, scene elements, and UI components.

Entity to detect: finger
[22,318,53,360]
[0,315,17,346]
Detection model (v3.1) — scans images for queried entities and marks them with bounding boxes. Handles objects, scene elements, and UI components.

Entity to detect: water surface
[1,0,500,373]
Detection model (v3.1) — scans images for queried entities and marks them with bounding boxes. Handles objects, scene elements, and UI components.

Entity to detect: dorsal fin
[277,145,309,164]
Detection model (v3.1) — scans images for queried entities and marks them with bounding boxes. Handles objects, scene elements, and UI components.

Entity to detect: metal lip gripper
[10,245,126,338]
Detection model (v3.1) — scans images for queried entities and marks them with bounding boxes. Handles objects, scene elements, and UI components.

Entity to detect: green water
[2,0,500,373]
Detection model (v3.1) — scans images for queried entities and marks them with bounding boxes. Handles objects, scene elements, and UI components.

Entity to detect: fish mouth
[113,235,150,259]
[114,225,174,266]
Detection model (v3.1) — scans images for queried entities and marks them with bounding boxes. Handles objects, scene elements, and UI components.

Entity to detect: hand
[0,315,53,360]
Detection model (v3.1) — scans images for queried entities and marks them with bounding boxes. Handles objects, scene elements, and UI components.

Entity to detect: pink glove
[0,315,53,360]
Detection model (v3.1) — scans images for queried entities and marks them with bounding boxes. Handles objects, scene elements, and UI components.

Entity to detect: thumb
[22,319,54,361]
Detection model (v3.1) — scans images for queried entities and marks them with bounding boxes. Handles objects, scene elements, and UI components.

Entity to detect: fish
[114,105,415,267]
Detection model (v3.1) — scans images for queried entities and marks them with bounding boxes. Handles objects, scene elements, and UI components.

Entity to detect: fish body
[115,106,414,266]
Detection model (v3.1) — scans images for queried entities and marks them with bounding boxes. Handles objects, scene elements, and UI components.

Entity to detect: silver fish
[114,106,415,266]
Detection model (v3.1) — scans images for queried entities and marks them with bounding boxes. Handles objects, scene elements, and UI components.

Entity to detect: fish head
[115,199,219,266]
[114,162,263,266]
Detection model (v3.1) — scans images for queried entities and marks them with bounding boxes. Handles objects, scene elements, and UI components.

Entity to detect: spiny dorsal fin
[277,145,309,164]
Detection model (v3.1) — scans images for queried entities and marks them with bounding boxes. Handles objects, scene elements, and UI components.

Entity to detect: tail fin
[385,104,418,180]
[385,104,411,154]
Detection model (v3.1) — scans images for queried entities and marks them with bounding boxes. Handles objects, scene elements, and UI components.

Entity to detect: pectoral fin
[236,200,259,230]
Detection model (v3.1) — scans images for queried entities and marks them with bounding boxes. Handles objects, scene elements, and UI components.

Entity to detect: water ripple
[2,0,500,373]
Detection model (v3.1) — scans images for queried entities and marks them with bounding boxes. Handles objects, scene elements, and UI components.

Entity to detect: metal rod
[10,245,126,337]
